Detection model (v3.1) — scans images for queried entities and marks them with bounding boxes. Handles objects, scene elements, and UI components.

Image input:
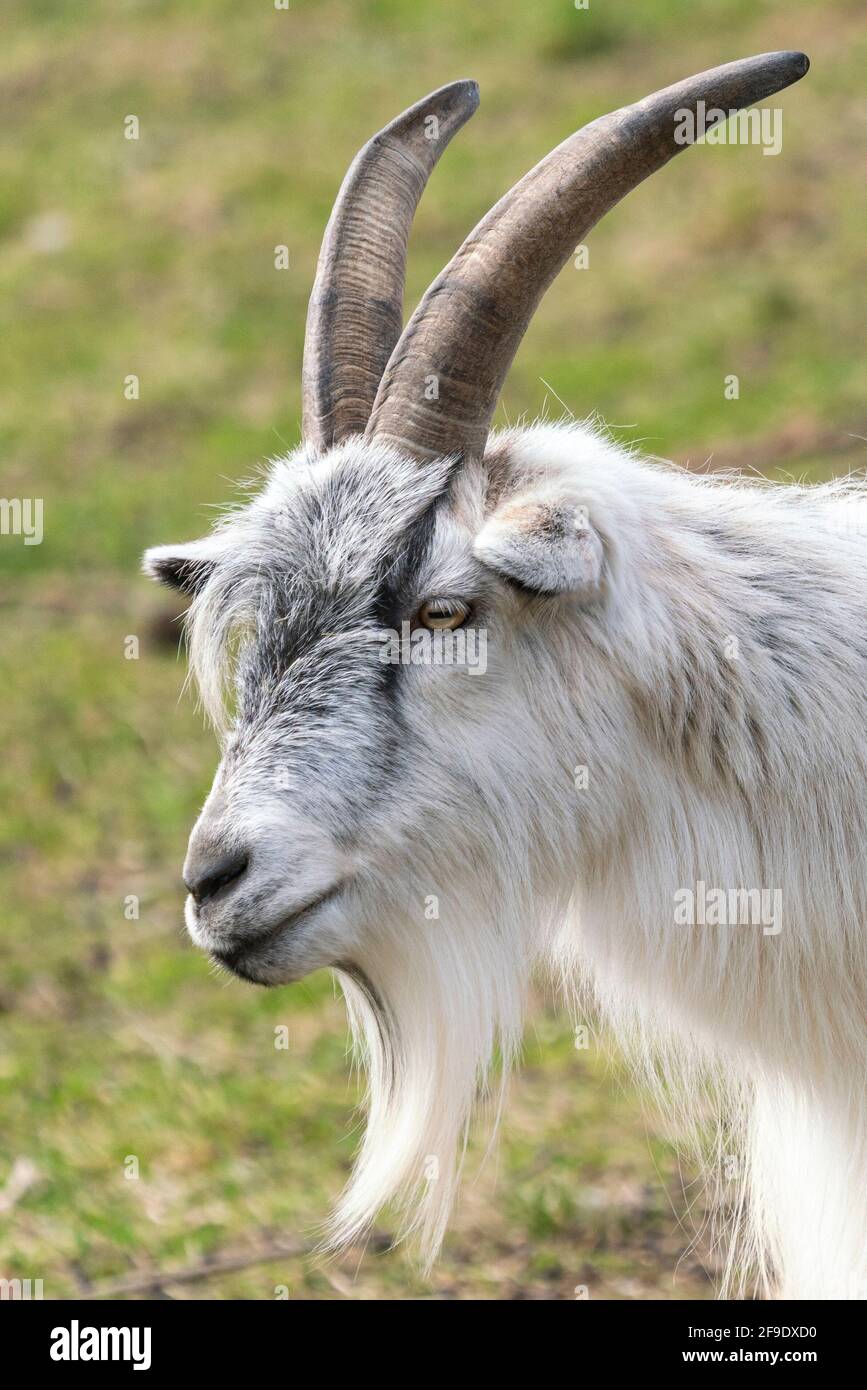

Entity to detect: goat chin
[328,881,532,1269]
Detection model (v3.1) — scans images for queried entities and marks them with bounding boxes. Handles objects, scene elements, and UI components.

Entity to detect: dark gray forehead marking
[372,492,446,627]
[237,466,453,721]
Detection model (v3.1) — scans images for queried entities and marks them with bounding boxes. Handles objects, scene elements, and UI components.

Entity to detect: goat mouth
[211,882,345,982]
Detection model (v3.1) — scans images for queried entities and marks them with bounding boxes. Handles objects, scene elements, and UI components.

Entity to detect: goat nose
[183,847,249,906]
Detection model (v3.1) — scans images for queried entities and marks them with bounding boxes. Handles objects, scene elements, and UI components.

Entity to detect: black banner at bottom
[1,1295,859,1374]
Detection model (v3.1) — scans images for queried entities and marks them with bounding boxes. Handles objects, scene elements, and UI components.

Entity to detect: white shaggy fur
[147,422,867,1298]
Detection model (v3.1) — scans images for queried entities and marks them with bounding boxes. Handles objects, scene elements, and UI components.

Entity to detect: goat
[144,52,867,1299]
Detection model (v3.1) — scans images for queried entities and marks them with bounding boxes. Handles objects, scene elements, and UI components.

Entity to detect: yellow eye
[417,599,470,631]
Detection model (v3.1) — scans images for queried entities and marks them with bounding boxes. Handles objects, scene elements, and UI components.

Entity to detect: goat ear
[473,496,604,597]
[142,539,222,595]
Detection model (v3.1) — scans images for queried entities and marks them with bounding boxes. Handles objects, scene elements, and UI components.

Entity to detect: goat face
[144,433,607,986]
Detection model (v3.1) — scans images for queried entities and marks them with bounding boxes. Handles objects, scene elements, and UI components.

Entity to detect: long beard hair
[327,858,565,1266]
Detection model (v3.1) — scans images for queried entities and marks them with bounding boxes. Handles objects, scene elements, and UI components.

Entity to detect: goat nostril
[184,850,249,906]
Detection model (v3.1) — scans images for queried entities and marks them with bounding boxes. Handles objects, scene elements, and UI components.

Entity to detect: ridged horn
[366,52,810,462]
[301,79,480,451]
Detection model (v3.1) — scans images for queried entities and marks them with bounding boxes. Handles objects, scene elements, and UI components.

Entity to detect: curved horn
[366,52,810,462]
[301,79,480,452]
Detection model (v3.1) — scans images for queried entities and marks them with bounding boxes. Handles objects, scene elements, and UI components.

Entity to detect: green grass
[1,0,865,1299]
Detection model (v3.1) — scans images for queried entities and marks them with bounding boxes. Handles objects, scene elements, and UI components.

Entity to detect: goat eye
[417,598,470,631]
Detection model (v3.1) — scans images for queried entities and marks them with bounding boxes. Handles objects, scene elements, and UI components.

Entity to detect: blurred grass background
[1,0,865,1299]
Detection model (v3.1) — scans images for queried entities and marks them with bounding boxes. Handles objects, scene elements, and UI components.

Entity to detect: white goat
[145,53,867,1299]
